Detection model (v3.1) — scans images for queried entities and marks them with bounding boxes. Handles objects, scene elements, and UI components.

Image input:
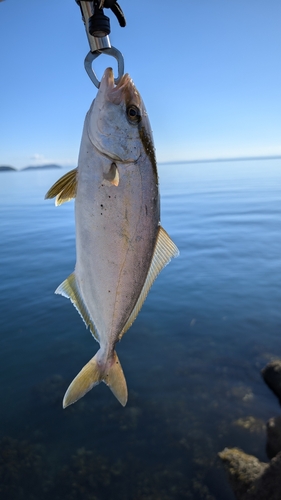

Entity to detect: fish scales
[76,129,159,341]
[45,68,179,408]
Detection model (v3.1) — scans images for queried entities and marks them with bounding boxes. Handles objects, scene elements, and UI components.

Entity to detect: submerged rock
[261,360,281,403]
[51,446,195,500]
[0,437,47,499]
[219,359,281,499]
[219,447,281,500]
[233,416,265,434]
[227,385,254,402]
[218,448,266,498]
[266,416,281,459]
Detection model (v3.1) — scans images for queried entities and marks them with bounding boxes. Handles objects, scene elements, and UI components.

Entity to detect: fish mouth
[100,67,130,90]
[100,68,140,106]
[87,68,142,163]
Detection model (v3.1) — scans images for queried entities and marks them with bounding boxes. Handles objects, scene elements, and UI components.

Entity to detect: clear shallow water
[0,160,281,499]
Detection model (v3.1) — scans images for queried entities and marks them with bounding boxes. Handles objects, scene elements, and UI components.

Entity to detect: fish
[45,67,179,408]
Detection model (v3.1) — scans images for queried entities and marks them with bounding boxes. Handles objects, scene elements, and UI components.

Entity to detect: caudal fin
[63,350,128,408]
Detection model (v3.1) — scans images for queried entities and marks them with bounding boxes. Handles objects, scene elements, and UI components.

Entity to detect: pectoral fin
[45,167,77,205]
[103,162,119,186]
[63,350,127,408]
[120,226,179,338]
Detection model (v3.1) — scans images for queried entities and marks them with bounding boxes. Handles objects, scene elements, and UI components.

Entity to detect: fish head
[87,68,154,163]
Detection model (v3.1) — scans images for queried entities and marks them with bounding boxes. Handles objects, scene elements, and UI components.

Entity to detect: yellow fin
[63,352,101,408]
[45,168,77,206]
[104,351,127,406]
[63,350,127,408]
[55,273,99,341]
[120,226,179,338]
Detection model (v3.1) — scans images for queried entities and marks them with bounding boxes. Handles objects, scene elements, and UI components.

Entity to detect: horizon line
[158,154,281,165]
[1,154,281,171]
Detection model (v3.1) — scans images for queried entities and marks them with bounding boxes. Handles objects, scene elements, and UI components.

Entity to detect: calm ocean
[0,159,281,499]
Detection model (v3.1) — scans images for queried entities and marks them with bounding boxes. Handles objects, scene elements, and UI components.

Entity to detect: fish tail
[63,350,128,408]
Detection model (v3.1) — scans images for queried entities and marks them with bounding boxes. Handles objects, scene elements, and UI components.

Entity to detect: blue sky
[1,0,281,169]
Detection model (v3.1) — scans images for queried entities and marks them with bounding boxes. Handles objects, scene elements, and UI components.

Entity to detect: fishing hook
[76,1,126,88]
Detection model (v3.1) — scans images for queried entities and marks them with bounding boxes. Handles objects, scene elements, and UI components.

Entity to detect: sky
[0,0,281,169]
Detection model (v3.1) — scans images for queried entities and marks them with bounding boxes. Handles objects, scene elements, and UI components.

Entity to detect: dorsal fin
[45,168,78,206]
[119,226,179,339]
[55,272,99,342]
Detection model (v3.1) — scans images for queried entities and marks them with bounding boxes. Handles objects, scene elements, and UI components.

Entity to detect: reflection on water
[0,159,281,499]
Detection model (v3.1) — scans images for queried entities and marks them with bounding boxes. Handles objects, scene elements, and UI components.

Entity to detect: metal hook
[84,47,125,88]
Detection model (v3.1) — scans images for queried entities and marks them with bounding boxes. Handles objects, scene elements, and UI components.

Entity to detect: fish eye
[126,105,141,124]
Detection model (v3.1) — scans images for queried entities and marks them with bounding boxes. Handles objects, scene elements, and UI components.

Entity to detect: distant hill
[22,164,62,171]
[0,165,17,172]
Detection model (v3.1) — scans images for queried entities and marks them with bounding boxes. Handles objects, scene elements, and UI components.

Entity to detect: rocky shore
[219,360,281,500]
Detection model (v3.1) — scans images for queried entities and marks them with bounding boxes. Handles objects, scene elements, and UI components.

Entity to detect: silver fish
[45,68,179,408]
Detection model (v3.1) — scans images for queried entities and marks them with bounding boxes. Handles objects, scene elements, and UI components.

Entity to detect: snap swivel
[76,1,126,88]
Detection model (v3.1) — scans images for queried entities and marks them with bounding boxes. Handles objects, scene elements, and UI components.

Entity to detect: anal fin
[55,273,99,341]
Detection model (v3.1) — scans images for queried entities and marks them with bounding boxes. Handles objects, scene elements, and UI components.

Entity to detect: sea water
[0,159,281,499]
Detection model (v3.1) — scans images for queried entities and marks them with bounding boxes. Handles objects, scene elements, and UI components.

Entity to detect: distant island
[0,164,64,172]
[0,165,17,172]
[1,155,280,172]
[22,164,62,171]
